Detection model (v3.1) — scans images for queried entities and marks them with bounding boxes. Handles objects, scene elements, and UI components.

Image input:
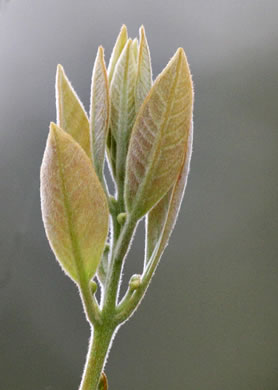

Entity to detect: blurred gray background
[1,0,278,389]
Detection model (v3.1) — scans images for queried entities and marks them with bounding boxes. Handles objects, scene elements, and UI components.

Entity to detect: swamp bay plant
[40,25,193,390]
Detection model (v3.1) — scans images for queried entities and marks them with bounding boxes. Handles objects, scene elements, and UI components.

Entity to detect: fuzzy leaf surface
[90,46,110,179]
[135,26,152,112]
[125,48,193,219]
[56,65,91,158]
[40,123,109,283]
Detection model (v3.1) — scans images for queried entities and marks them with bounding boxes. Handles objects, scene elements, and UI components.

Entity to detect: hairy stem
[78,214,137,389]
[79,325,115,390]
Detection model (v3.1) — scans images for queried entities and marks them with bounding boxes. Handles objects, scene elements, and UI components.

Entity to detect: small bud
[129,274,141,291]
[117,212,127,225]
[98,372,108,390]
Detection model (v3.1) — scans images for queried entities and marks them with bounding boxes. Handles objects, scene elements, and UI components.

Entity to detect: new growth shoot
[40,25,194,390]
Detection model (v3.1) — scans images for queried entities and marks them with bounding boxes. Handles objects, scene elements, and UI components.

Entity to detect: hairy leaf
[135,26,152,112]
[110,39,137,185]
[90,46,110,180]
[40,123,109,284]
[125,48,193,219]
[107,25,128,84]
[56,65,91,158]
[146,123,193,263]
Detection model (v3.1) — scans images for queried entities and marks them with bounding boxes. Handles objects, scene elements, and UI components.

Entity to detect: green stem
[78,206,138,390]
[79,325,115,390]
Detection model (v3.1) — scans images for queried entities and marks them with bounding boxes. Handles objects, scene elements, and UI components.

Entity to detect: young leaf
[146,123,193,263]
[125,48,193,219]
[56,65,91,158]
[110,39,137,187]
[135,26,152,112]
[90,46,110,180]
[107,25,128,84]
[40,123,109,284]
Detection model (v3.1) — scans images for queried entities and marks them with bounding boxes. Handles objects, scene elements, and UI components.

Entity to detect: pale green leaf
[56,65,91,158]
[135,26,152,112]
[146,123,193,263]
[125,48,193,219]
[40,123,109,284]
[110,38,137,185]
[90,46,110,180]
[107,25,128,84]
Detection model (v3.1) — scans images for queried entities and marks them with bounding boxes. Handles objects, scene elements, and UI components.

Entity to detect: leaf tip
[56,63,64,74]
[175,47,191,70]
[176,47,185,56]
[126,37,133,46]
[120,24,128,36]
[139,24,146,39]
[97,45,104,57]
[49,122,69,147]
[49,121,57,139]
[56,64,66,87]
[49,120,60,133]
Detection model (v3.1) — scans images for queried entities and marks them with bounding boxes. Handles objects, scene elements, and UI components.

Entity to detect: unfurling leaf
[107,25,128,84]
[135,26,152,112]
[125,48,193,219]
[110,39,137,186]
[56,65,91,158]
[40,123,109,284]
[146,123,193,263]
[90,46,110,180]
